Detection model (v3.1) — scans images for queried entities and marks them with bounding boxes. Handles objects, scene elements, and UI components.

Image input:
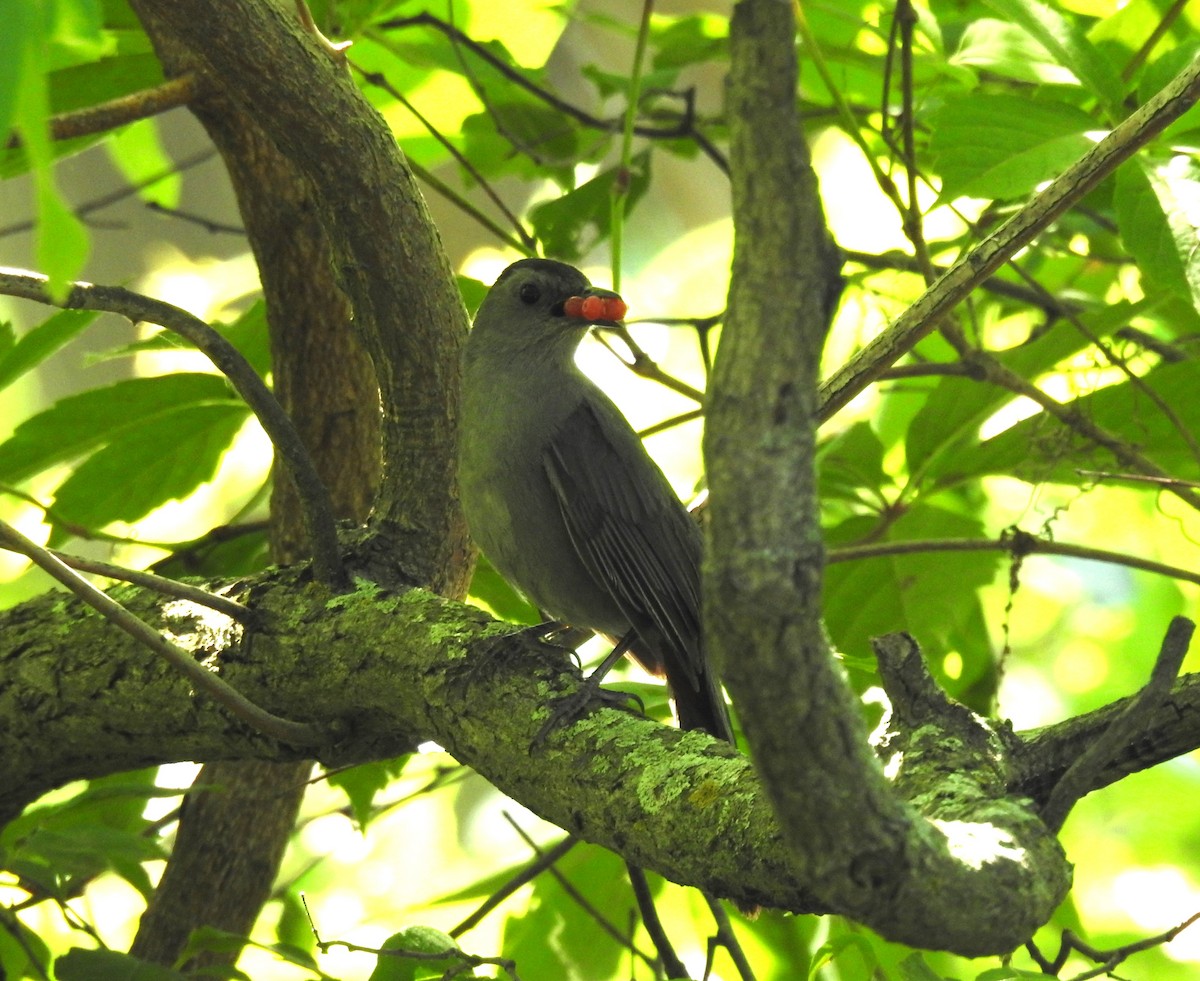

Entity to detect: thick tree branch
[5,564,1200,950]
[1041,616,1192,830]
[129,0,472,595]
[0,520,321,745]
[4,75,204,149]
[705,0,1068,954]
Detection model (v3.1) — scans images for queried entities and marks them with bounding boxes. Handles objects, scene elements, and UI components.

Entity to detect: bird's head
[470,258,627,362]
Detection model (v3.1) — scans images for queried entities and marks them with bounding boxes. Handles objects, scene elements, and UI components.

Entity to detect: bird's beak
[562,288,628,325]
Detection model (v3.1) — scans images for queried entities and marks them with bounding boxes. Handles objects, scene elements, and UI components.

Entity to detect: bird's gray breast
[458,360,632,636]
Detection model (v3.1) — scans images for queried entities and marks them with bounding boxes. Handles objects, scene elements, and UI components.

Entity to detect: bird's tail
[672,665,736,744]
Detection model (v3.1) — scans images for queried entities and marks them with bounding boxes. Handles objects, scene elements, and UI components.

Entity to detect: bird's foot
[533,675,645,746]
[482,621,579,669]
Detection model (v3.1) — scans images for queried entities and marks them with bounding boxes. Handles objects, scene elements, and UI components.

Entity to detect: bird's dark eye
[519,282,541,305]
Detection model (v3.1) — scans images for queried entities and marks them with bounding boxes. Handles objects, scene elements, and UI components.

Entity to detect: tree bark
[705,0,1066,952]
[9,566,1191,953]
[122,0,459,970]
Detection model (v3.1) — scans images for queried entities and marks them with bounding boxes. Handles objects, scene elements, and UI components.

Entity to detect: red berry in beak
[603,297,628,321]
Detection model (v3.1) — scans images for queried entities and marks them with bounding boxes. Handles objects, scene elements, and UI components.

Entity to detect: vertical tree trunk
[127,38,381,974]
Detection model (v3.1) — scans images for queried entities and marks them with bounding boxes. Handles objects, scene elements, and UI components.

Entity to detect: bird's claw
[533,680,644,746]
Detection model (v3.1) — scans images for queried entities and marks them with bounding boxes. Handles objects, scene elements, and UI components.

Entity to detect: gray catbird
[459,257,734,742]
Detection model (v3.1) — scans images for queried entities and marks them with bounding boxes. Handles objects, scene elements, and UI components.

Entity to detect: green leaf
[913,301,1148,489]
[43,0,111,68]
[2,770,174,900]
[0,308,97,393]
[0,372,237,484]
[528,150,652,261]
[951,18,1081,85]
[103,301,273,377]
[369,927,460,981]
[0,910,51,980]
[467,553,540,624]
[974,966,1056,979]
[457,275,490,317]
[56,948,187,981]
[982,0,1124,110]
[825,504,998,676]
[650,14,727,71]
[928,94,1096,202]
[961,358,1200,484]
[35,166,91,294]
[48,50,164,114]
[50,401,249,529]
[503,844,628,981]
[809,929,879,978]
[0,1,35,141]
[326,756,412,829]
[0,322,15,364]
[1115,157,1200,311]
[12,16,90,294]
[107,118,178,207]
[460,98,581,186]
[900,951,948,980]
[818,421,891,505]
[149,519,271,577]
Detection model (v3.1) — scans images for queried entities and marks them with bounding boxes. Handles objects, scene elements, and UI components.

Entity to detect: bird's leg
[533,628,645,745]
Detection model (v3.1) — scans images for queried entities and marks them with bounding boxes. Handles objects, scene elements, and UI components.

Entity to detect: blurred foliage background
[3,0,1200,978]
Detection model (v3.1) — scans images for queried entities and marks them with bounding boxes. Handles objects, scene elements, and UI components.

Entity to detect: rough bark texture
[9,567,1195,949]
[126,94,378,973]
[704,0,1067,953]
[127,0,473,596]
[7,0,1200,960]
[123,0,458,969]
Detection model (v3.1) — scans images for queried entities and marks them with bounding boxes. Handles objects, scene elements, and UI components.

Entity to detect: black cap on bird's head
[470,259,628,358]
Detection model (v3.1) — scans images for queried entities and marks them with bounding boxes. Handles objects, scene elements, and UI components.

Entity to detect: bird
[458,257,734,743]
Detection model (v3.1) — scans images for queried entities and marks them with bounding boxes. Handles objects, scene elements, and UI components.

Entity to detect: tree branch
[127,0,472,595]
[4,561,1200,950]
[0,520,321,746]
[818,51,1200,421]
[705,0,1071,954]
[0,269,347,588]
[4,74,204,149]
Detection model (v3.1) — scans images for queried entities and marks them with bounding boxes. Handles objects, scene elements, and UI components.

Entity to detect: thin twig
[5,75,203,149]
[1002,260,1200,467]
[1121,0,1190,82]
[827,532,1200,588]
[702,892,756,981]
[0,482,198,551]
[819,52,1200,420]
[0,269,347,588]
[145,201,245,235]
[596,325,706,404]
[609,0,655,292]
[48,549,254,623]
[0,518,323,746]
[1027,909,1200,978]
[379,12,730,175]
[350,59,536,252]
[958,345,1200,513]
[450,836,578,938]
[500,812,656,968]
[625,862,689,979]
[637,408,704,439]
[0,148,219,239]
[893,0,937,285]
[842,248,1079,315]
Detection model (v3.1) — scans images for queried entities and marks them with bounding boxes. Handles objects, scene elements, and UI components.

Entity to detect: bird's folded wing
[542,399,704,689]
